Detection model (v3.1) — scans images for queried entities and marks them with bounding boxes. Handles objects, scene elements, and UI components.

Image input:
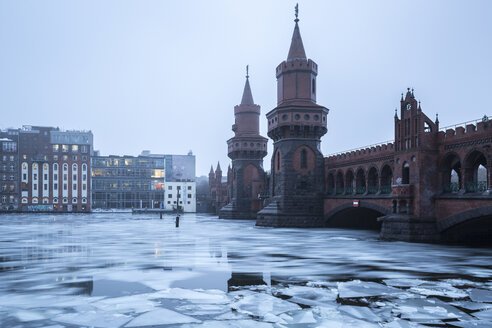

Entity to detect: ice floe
[231,293,301,317]
[124,308,200,327]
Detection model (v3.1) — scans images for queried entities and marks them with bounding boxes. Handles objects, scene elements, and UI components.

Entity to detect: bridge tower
[257,6,329,227]
[219,69,268,220]
[392,88,440,219]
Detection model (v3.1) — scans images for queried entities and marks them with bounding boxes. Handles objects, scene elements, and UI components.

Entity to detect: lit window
[62,145,69,152]
[53,144,59,152]
[72,145,78,152]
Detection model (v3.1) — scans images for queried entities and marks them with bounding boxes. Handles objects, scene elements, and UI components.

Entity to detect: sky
[1,0,491,176]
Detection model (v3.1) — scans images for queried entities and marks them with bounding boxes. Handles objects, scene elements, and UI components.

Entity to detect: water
[0,213,491,327]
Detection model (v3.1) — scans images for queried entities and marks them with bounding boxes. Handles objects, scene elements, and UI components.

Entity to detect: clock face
[406,103,411,111]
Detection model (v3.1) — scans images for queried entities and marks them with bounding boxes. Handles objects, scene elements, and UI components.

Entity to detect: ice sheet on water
[13,310,46,322]
[338,280,403,298]
[392,298,472,321]
[175,303,230,316]
[469,288,492,303]
[472,308,492,320]
[124,308,200,327]
[179,319,275,328]
[276,285,337,307]
[383,279,426,288]
[149,288,228,304]
[53,311,132,328]
[91,293,158,314]
[382,319,429,327]
[451,301,492,311]
[408,281,468,299]
[338,305,381,322]
[449,321,492,328]
[231,293,301,317]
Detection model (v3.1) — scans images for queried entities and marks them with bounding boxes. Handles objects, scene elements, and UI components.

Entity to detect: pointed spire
[401,93,404,102]
[394,108,398,118]
[209,165,214,174]
[240,65,254,105]
[435,113,439,124]
[418,100,422,110]
[216,161,222,172]
[287,4,307,61]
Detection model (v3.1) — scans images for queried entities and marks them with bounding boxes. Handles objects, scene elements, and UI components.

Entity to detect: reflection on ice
[1,213,492,327]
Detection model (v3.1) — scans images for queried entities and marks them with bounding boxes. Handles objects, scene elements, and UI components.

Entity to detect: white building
[164,181,196,213]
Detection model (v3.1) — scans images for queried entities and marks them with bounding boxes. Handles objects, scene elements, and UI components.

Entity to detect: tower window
[312,78,316,94]
[276,151,281,171]
[301,149,307,169]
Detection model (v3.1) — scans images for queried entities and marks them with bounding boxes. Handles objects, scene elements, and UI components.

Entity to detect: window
[63,164,68,172]
[23,173,27,180]
[64,184,67,190]
[33,184,37,190]
[9,156,13,161]
[300,149,307,169]
[312,78,316,94]
[62,145,69,152]
[9,175,14,181]
[73,174,77,181]
[63,174,68,180]
[82,174,86,180]
[33,174,37,180]
[73,155,77,161]
[44,174,48,180]
[168,186,172,190]
[44,184,47,190]
[73,184,77,190]
[187,186,192,190]
[72,145,78,152]
[53,144,59,152]
[54,183,58,190]
[81,145,88,153]
[82,184,86,190]
[177,186,181,190]
[168,194,172,198]
[187,194,192,198]
[167,201,171,204]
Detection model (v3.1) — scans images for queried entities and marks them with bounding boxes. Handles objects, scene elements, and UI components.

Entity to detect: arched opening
[355,169,366,194]
[312,78,316,95]
[300,149,307,169]
[442,214,492,245]
[335,171,344,194]
[441,153,461,193]
[274,149,281,172]
[380,165,393,194]
[402,162,410,184]
[464,150,487,192]
[326,207,384,230]
[326,173,335,194]
[367,167,378,194]
[345,170,354,195]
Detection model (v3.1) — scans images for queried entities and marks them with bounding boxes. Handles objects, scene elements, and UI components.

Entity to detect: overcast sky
[1,0,491,176]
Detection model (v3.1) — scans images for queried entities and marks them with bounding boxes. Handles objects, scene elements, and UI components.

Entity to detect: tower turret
[220,67,268,220]
[257,4,329,227]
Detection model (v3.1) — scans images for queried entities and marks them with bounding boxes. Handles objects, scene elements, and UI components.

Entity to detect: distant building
[18,126,93,212]
[0,129,20,211]
[91,155,165,209]
[91,151,196,212]
[208,162,230,214]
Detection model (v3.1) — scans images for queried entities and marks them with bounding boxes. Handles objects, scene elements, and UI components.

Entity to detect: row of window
[167,193,193,199]
[1,184,16,192]
[31,183,87,191]
[1,175,15,181]
[22,155,88,162]
[21,197,88,204]
[1,195,16,203]
[1,155,15,162]
[1,142,17,152]
[52,144,89,153]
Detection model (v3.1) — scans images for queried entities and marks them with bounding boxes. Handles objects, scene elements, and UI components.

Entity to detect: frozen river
[1,213,492,327]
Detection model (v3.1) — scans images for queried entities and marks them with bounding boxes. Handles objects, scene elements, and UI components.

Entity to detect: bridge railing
[439,114,491,133]
[326,140,394,157]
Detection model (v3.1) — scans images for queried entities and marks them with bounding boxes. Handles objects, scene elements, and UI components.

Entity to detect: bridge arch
[325,201,390,230]
[438,206,492,245]
[345,169,354,195]
[380,164,393,194]
[355,167,366,194]
[326,171,335,194]
[335,170,344,194]
[367,166,379,194]
[441,152,462,193]
[463,149,488,192]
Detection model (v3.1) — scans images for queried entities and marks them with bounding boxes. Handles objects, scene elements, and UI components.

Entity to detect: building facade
[0,129,19,211]
[91,155,165,209]
[18,126,93,212]
[91,151,196,212]
[219,72,268,220]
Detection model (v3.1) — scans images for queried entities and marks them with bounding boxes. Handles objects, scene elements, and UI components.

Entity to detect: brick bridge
[323,90,492,243]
